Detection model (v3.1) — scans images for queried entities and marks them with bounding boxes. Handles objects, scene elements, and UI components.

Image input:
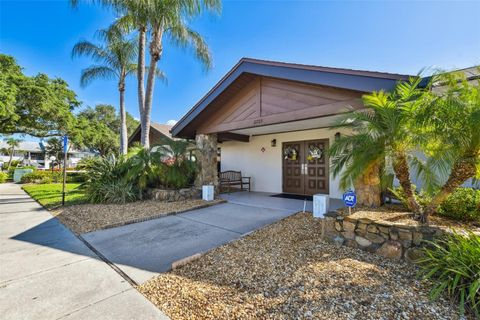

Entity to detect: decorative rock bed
[146,187,201,202]
[323,211,444,261]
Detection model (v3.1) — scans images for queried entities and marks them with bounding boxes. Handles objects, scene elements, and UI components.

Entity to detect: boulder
[355,236,372,247]
[366,232,386,244]
[377,240,403,259]
[404,247,424,263]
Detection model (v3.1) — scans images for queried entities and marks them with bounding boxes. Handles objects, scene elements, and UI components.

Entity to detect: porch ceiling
[229,113,346,136]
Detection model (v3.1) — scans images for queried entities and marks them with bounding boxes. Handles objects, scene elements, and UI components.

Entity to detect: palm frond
[80,66,116,88]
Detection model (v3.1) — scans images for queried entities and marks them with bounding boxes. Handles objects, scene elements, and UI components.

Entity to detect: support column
[354,162,382,207]
[195,133,218,193]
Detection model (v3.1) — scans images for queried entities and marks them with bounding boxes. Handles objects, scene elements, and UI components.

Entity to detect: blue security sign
[343,190,357,207]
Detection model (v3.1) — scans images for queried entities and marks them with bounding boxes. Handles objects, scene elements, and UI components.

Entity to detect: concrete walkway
[82,192,343,284]
[0,183,168,320]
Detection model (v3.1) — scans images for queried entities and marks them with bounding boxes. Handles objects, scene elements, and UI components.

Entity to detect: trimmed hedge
[20,171,87,184]
[0,171,7,183]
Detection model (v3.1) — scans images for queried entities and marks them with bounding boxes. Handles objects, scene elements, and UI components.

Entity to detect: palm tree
[4,137,22,167]
[72,27,137,155]
[329,77,427,213]
[115,0,221,148]
[415,72,480,221]
[70,0,220,148]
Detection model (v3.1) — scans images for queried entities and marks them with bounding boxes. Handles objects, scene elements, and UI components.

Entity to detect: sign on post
[62,136,68,206]
[343,190,357,214]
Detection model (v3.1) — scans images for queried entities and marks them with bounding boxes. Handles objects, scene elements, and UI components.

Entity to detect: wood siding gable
[197,77,364,134]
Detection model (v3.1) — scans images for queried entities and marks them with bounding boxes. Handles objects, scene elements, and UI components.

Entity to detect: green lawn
[22,183,87,209]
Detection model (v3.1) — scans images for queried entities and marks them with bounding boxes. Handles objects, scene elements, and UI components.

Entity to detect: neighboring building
[128,122,175,147]
[0,139,95,169]
[171,58,478,202]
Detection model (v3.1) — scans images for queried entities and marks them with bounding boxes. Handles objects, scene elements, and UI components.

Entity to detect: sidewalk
[0,183,168,320]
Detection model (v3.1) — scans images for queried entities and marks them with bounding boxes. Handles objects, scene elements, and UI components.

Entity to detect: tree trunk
[142,24,164,149]
[7,147,14,167]
[119,81,128,155]
[354,160,382,207]
[393,152,422,214]
[422,158,477,223]
[137,26,146,137]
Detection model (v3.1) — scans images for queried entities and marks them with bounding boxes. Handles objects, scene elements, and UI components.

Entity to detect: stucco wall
[220,128,347,199]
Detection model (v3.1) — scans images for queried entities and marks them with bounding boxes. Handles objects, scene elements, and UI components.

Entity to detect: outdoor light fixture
[271,139,277,147]
[335,132,341,141]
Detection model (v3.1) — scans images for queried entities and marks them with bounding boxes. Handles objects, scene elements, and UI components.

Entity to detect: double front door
[282,139,329,195]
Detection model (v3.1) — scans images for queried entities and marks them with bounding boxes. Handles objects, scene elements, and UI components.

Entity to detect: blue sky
[1,0,479,125]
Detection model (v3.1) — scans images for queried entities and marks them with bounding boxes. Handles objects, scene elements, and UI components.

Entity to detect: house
[0,140,95,169]
[128,122,175,147]
[171,58,425,204]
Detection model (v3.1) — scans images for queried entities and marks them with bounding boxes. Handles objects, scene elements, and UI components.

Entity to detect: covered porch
[172,58,410,205]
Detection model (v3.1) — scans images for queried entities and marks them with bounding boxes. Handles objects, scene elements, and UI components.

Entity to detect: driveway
[82,193,314,284]
[0,183,168,320]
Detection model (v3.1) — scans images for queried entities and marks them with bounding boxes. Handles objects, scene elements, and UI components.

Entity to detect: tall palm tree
[72,27,137,155]
[4,137,22,167]
[329,78,427,213]
[141,0,221,148]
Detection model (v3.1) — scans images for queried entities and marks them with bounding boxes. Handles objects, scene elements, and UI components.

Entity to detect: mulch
[51,199,224,234]
[138,212,459,320]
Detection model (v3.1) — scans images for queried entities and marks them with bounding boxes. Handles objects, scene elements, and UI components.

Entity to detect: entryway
[282,139,329,195]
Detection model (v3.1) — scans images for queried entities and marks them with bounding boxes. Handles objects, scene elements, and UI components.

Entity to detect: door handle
[304,163,308,175]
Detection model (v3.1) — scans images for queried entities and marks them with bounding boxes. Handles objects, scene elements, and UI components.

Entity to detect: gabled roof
[128,122,174,145]
[171,58,413,138]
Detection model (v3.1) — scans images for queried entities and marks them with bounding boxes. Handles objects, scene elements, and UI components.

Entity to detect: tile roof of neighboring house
[0,141,44,152]
[0,140,94,154]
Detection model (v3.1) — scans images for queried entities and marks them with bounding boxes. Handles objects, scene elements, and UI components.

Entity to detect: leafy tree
[3,137,23,167]
[329,78,426,212]
[76,104,139,156]
[72,27,138,154]
[45,137,64,169]
[0,54,80,137]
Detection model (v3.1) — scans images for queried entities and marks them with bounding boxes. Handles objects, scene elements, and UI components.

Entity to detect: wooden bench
[219,171,251,193]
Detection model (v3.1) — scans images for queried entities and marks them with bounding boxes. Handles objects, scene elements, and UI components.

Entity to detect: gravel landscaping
[138,212,459,320]
[52,199,224,234]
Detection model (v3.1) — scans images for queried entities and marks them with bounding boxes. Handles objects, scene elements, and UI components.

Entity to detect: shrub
[390,185,431,207]
[417,231,480,317]
[0,171,7,183]
[82,155,140,204]
[438,188,480,222]
[20,171,52,184]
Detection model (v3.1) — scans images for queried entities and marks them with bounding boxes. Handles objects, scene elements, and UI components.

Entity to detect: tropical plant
[156,139,197,188]
[3,137,23,167]
[82,154,139,203]
[127,147,162,191]
[329,77,427,211]
[417,231,480,317]
[72,27,138,155]
[413,72,480,221]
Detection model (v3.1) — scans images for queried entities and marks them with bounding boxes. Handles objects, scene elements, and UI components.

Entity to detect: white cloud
[166,119,177,125]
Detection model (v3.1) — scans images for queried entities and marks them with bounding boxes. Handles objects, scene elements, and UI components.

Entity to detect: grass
[22,183,87,209]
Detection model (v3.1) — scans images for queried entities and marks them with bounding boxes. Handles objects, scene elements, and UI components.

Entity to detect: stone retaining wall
[323,212,444,261]
[146,187,201,202]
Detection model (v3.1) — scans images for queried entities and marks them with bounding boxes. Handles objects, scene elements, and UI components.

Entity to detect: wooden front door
[282,139,329,195]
